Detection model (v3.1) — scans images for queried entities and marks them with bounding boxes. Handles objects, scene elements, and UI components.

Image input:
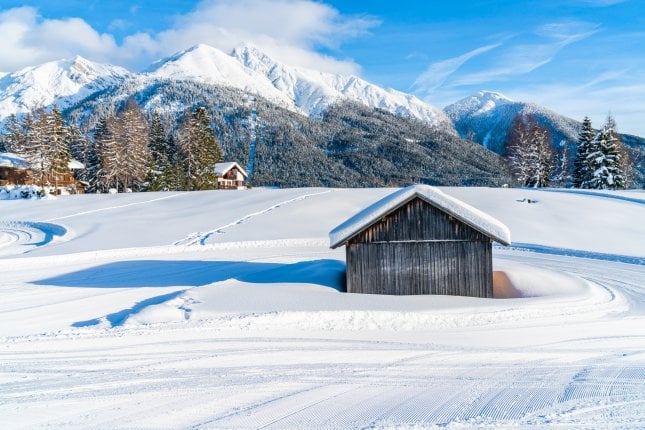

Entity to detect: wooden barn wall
[346,241,493,297]
[348,197,488,245]
[345,197,494,297]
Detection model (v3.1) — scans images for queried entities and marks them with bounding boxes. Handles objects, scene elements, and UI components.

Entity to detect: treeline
[505,113,630,189]
[2,98,223,193]
[2,107,77,189]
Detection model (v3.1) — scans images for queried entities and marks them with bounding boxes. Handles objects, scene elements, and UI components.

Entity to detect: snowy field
[0,187,644,429]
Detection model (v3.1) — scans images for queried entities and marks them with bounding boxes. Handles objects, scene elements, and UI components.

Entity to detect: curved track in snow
[0,221,68,257]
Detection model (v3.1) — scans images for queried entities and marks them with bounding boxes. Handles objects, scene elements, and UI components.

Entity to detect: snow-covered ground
[0,187,643,429]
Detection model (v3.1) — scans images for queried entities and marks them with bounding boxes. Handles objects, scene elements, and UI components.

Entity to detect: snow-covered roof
[0,152,29,169]
[215,162,247,177]
[330,185,511,248]
[68,159,85,170]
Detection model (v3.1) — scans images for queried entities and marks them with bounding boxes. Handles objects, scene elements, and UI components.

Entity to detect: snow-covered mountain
[145,44,296,109]
[0,44,455,134]
[444,91,580,154]
[0,56,131,119]
[232,45,454,131]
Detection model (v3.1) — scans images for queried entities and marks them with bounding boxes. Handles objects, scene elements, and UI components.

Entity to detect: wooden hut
[0,152,30,186]
[215,162,248,190]
[329,185,511,297]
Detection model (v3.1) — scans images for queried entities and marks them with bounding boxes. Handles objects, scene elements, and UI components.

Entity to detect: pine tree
[2,114,23,152]
[586,117,626,189]
[146,112,172,191]
[48,107,71,191]
[573,117,594,188]
[177,107,223,190]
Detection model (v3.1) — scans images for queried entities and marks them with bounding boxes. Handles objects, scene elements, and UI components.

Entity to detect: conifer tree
[146,112,172,191]
[573,117,595,188]
[177,107,223,190]
[586,116,626,189]
[48,107,71,191]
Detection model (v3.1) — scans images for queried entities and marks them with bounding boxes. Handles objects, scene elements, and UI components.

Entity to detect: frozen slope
[0,187,643,428]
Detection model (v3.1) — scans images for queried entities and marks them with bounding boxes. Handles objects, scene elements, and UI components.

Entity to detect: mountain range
[0,44,642,187]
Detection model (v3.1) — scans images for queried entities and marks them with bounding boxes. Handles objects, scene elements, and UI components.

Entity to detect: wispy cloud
[412,43,502,95]
[0,0,381,74]
[447,21,599,87]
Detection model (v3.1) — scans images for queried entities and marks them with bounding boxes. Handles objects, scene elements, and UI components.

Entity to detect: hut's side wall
[345,197,493,297]
[346,241,492,297]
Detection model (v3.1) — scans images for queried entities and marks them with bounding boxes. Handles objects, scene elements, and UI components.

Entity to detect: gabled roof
[329,185,511,248]
[68,159,85,170]
[215,161,247,178]
[0,153,84,170]
[0,152,29,169]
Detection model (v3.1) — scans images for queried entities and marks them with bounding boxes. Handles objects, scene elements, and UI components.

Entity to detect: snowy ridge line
[0,237,329,268]
[42,193,184,222]
[496,243,645,265]
[174,190,333,246]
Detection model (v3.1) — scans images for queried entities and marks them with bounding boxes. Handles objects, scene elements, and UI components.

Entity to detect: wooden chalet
[0,152,86,194]
[215,162,248,190]
[0,153,30,186]
[329,185,511,297]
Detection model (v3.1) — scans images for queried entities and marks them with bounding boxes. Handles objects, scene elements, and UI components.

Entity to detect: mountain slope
[0,56,130,118]
[65,80,510,188]
[444,91,579,154]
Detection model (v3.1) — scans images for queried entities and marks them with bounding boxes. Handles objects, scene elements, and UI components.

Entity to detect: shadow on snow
[33,259,347,290]
[38,259,346,329]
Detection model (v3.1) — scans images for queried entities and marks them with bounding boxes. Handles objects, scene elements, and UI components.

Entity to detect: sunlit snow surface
[0,187,643,429]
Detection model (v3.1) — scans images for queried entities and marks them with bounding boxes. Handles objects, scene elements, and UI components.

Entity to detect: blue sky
[0,0,643,135]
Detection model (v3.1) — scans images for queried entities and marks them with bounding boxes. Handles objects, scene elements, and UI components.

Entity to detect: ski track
[0,221,68,257]
[0,251,643,428]
[173,190,332,246]
[42,193,184,222]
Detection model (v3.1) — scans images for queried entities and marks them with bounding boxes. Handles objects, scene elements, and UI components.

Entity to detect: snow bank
[0,185,50,200]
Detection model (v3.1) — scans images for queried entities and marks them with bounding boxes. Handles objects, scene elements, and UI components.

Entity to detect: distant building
[330,185,511,297]
[0,152,85,194]
[215,162,248,190]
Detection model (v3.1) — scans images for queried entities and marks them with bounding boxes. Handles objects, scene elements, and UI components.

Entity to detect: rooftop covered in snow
[215,162,247,177]
[0,152,29,169]
[329,185,511,248]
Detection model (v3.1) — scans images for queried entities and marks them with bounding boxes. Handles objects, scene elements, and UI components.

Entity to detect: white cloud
[0,1,379,75]
[0,7,118,71]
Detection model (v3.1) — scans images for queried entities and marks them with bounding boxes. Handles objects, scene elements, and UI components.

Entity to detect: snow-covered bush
[0,185,52,200]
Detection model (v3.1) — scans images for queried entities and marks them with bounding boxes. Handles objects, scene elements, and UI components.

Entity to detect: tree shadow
[33,259,347,291]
